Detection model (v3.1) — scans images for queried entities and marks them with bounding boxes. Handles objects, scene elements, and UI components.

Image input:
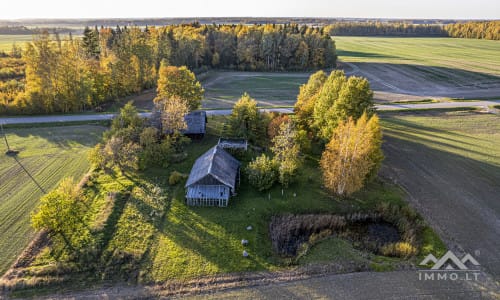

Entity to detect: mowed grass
[0,125,105,274]
[202,71,311,109]
[335,37,500,76]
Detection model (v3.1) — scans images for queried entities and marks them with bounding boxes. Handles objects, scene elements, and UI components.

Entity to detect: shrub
[246,154,277,191]
[380,242,417,258]
[169,171,187,186]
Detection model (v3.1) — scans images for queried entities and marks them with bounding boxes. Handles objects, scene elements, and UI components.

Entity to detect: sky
[1,0,499,20]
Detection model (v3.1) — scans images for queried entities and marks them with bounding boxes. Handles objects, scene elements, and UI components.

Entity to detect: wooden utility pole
[0,123,11,152]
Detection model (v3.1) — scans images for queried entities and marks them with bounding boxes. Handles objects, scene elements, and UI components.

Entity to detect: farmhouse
[185,145,240,207]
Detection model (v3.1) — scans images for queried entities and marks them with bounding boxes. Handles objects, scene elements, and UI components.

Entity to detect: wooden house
[185,145,240,207]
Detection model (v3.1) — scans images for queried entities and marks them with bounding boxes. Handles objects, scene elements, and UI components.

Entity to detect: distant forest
[326,21,499,40]
[0,23,336,114]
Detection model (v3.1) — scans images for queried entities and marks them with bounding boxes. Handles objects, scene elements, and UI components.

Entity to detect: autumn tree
[246,154,277,191]
[267,114,290,140]
[160,96,189,134]
[271,121,301,187]
[320,113,383,197]
[155,62,204,110]
[31,178,93,257]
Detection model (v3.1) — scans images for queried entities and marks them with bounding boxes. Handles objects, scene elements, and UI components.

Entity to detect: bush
[169,171,187,186]
[246,154,277,191]
[380,242,417,258]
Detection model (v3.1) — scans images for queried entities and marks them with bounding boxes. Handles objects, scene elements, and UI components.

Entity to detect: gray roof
[185,145,241,190]
[183,111,206,135]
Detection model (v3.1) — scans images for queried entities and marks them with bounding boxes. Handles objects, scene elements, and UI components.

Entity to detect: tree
[294,70,327,129]
[246,154,277,191]
[82,26,100,59]
[271,121,301,187]
[267,114,290,140]
[108,101,144,142]
[31,178,93,257]
[320,113,383,197]
[159,96,189,134]
[229,93,260,142]
[312,71,374,141]
[155,63,204,110]
[103,136,141,172]
[139,127,174,169]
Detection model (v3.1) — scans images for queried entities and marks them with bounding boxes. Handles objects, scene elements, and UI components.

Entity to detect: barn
[183,111,207,138]
[185,145,240,207]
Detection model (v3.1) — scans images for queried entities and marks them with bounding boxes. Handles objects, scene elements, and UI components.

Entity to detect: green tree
[271,121,301,187]
[108,101,144,142]
[246,154,277,191]
[31,178,93,258]
[229,93,260,142]
[155,63,204,110]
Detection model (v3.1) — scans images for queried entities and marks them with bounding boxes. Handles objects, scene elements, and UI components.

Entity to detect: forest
[327,21,500,40]
[0,23,336,115]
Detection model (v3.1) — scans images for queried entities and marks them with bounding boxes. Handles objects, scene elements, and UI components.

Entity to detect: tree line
[326,21,500,40]
[326,22,448,37]
[444,21,500,40]
[0,23,336,115]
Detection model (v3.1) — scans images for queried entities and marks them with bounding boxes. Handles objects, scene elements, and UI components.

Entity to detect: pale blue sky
[2,0,499,19]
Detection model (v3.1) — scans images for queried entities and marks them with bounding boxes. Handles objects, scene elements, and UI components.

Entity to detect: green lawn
[0,125,105,274]
[335,37,500,76]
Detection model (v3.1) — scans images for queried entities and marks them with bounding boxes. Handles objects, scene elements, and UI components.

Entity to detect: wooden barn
[183,111,207,138]
[185,145,241,207]
[149,109,207,138]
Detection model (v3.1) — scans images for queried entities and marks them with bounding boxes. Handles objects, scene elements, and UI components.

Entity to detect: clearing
[335,37,500,102]
[0,124,105,274]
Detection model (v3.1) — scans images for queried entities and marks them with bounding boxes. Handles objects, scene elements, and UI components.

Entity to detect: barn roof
[183,111,207,135]
[185,145,240,189]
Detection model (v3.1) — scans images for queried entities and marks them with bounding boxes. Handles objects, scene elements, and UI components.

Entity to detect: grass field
[0,35,34,52]
[335,37,500,102]
[380,110,500,278]
[335,37,500,76]
[0,125,105,274]
[201,71,311,109]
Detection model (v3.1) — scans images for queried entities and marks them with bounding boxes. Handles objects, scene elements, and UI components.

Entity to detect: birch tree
[320,113,383,196]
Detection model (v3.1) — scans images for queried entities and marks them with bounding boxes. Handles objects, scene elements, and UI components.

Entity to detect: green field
[335,37,500,76]
[202,71,311,109]
[0,125,105,274]
[0,35,34,52]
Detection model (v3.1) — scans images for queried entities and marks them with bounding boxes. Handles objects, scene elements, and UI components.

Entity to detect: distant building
[185,145,241,207]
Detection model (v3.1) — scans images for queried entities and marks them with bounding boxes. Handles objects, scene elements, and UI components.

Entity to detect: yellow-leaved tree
[320,112,383,197]
[155,62,204,111]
